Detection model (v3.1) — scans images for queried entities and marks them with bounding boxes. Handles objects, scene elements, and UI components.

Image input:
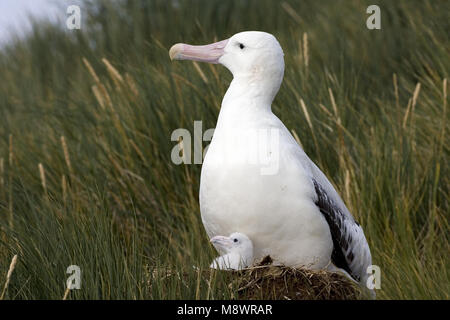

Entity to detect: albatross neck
[221,75,281,114]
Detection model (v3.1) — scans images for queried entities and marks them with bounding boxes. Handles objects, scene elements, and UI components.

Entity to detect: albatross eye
[233,238,238,243]
[239,43,245,50]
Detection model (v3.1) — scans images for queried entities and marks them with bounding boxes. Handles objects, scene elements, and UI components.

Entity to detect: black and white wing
[310,172,372,283]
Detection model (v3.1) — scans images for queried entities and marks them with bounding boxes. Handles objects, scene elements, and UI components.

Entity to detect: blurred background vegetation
[0,0,448,299]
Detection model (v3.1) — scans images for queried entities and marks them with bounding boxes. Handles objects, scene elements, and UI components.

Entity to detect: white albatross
[210,233,254,270]
[169,31,373,289]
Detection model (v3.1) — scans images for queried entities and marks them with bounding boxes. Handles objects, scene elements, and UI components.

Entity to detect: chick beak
[210,235,233,252]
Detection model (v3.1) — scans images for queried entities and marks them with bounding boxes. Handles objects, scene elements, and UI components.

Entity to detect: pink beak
[169,39,229,64]
[210,235,233,250]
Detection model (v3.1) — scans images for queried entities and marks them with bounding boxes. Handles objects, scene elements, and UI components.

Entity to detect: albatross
[210,232,254,270]
[169,31,373,288]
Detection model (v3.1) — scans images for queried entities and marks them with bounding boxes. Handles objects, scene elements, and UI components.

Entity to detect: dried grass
[233,257,362,300]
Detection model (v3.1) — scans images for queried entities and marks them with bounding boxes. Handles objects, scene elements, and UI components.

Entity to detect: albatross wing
[308,161,372,283]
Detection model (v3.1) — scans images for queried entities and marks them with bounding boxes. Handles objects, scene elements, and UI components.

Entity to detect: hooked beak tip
[169,43,183,61]
[210,237,219,244]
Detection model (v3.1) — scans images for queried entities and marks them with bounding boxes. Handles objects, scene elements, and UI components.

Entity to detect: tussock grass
[0,0,448,299]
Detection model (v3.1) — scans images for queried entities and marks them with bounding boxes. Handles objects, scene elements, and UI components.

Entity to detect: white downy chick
[210,232,253,270]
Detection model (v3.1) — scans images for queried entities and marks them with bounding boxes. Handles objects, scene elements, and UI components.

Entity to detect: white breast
[200,107,334,269]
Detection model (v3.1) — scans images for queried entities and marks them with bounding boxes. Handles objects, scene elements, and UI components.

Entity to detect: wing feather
[312,178,371,282]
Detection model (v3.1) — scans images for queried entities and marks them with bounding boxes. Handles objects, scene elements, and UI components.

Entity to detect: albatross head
[169,31,285,100]
[210,232,254,270]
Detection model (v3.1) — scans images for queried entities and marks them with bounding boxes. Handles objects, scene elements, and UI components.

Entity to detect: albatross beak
[210,235,233,251]
[169,39,229,64]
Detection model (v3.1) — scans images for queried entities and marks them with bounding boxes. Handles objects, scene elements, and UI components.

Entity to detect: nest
[231,256,363,300]
[151,256,363,300]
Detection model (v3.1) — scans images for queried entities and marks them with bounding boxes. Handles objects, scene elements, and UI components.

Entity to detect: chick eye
[233,238,238,243]
[239,43,245,50]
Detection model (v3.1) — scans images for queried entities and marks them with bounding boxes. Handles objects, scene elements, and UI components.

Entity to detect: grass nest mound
[156,256,364,300]
[230,256,363,300]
